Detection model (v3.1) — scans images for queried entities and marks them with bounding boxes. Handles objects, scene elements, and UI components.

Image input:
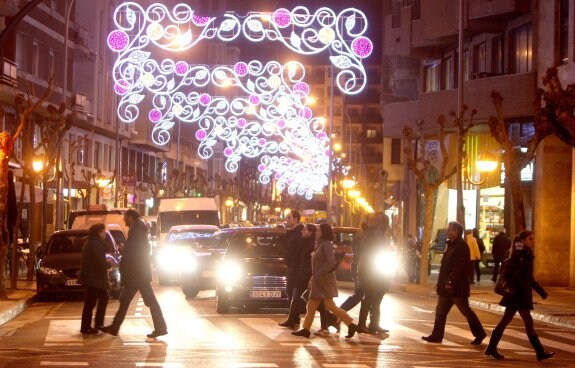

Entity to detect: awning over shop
[13,182,54,203]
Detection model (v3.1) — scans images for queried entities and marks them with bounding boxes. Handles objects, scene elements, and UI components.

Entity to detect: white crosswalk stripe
[42,316,575,357]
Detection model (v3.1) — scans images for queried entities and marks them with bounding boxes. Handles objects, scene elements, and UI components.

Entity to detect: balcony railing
[0,58,17,88]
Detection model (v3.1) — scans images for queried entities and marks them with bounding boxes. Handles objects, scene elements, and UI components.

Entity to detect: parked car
[36,229,122,299]
[215,227,289,314]
[156,225,220,285]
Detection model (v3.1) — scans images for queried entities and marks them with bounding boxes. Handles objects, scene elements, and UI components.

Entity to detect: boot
[528,335,555,361]
[484,329,504,360]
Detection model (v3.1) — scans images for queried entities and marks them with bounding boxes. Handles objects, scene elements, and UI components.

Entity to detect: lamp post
[456,0,466,225]
[225,197,234,224]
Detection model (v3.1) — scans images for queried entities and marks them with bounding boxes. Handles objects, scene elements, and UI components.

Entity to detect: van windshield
[159,211,220,232]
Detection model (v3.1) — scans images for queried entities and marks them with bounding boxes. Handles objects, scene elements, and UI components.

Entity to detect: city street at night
[1,279,575,368]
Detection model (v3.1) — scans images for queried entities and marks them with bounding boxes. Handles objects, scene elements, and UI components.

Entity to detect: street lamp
[32,156,44,173]
[225,197,234,223]
[464,152,499,186]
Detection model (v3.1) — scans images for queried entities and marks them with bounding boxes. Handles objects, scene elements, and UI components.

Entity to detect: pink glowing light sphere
[148,109,162,122]
[237,118,247,128]
[175,61,189,76]
[195,129,207,141]
[114,79,130,95]
[316,131,328,140]
[258,164,266,171]
[272,8,291,28]
[107,30,129,51]
[234,62,248,76]
[258,138,266,146]
[351,36,373,58]
[249,95,260,105]
[298,107,312,119]
[199,93,212,105]
[277,119,286,129]
[224,147,234,157]
[192,15,210,26]
[293,82,310,97]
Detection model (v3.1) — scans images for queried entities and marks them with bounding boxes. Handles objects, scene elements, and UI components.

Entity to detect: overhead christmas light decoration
[108,3,373,198]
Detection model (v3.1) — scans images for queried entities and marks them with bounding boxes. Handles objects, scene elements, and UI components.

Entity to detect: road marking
[228,364,279,368]
[40,363,89,366]
[323,364,371,367]
[45,320,84,345]
[546,331,575,341]
[135,363,183,367]
[443,325,528,351]
[412,306,434,313]
[504,329,575,353]
[388,323,461,346]
[240,318,308,342]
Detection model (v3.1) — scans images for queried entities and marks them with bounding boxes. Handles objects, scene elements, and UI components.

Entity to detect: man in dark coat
[279,210,305,327]
[78,223,110,334]
[422,221,486,344]
[491,229,511,282]
[101,209,167,338]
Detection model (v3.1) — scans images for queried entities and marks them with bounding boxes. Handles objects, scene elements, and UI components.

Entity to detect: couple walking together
[78,209,167,338]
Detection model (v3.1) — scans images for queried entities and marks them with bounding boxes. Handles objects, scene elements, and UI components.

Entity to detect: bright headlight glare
[158,247,181,270]
[217,260,243,284]
[374,249,398,276]
[181,255,198,273]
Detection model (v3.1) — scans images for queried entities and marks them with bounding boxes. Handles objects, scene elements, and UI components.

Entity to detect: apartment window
[510,23,533,73]
[559,0,569,64]
[391,138,402,164]
[366,129,377,138]
[94,142,101,170]
[491,35,503,74]
[442,57,454,90]
[32,42,39,77]
[474,42,487,77]
[424,60,440,92]
[108,145,114,172]
[48,49,55,79]
[464,50,471,81]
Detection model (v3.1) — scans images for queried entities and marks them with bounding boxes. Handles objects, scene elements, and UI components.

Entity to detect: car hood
[40,253,82,270]
[242,257,287,276]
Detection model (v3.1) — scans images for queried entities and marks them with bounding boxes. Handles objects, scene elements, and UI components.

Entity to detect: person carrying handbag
[485,230,555,361]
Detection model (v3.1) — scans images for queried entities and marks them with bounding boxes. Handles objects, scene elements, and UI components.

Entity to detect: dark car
[215,227,289,314]
[36,229,122,299]
[326,226,359,281]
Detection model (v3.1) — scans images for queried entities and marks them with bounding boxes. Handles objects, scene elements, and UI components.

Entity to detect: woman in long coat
[485,230,554,361]
[292,223,358,339]
[78,223,110,334]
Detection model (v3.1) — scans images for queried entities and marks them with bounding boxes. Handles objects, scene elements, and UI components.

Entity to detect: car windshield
[159,211,220,232]
[47,233,117,254]
[167,231,215,247]
[334,231,356,246]
[227,233,287,258]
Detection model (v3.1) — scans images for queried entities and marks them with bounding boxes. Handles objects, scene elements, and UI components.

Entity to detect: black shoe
[345,323,358,339]
[356,325,370,334]
[537,351,555,361]
[485,347,505,360]
[80,328,99,335]
[278,320,299,328]
[368,325,389,334]
[291,328,310,338]
[99,325,118,336]
[422,335,442,343]
[146,330,168,338]
[471,333,487,345]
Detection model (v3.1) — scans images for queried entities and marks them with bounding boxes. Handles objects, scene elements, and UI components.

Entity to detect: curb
[0,294,36,326]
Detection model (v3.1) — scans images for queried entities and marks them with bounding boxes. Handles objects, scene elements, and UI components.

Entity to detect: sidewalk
[1,274,574,330]
[391,271,575,330]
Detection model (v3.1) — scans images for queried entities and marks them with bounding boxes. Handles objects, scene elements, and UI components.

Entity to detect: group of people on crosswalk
[280,211,393,339]
[281,213,555,362]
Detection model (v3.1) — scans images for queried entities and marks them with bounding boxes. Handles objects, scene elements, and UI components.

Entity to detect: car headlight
[39,266,61,276]
[217,260,243,285]
[374,249,398,276]
[180,254,198,273]
[157,247,183,271]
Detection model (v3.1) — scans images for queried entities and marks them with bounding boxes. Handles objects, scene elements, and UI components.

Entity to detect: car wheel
[216,294,231,314]
[182,286,200,298]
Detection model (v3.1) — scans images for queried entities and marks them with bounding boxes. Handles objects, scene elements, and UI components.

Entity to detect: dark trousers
[81,286,109,331]
[358,288,384,327]
[286,286,307,323]
[493,306,536,336]
[110,283,167,334]
[492,259,504,282]
[340,281,364,311]
[429,295,485,340]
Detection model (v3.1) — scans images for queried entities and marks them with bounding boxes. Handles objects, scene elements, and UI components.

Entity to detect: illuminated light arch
[109,2,373,95]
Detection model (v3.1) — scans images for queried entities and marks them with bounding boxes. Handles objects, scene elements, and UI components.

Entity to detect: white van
[156,197,220,244]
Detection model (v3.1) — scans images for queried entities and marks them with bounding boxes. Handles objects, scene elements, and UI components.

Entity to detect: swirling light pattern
[108,3,373,198]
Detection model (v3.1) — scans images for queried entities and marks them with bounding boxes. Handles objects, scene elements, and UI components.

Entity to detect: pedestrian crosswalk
[41,314,575,356]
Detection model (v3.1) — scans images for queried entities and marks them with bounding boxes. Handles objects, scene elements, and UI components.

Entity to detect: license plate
[250,290,281,298]
[66,279,78,286]
[201,270,215,278]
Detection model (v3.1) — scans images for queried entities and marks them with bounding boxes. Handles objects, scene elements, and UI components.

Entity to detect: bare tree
[403,116,457,284]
